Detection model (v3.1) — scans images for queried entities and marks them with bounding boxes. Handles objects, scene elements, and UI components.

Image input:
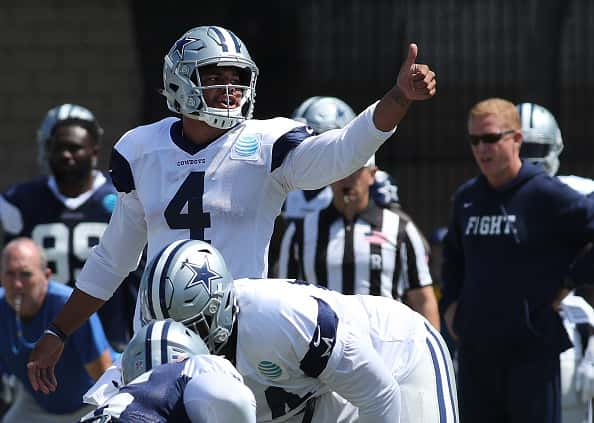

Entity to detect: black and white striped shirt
[277,202,432,298]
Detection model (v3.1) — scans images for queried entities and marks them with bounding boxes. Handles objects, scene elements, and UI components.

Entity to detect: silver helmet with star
[162,26,258,129]
[139,239,236,354]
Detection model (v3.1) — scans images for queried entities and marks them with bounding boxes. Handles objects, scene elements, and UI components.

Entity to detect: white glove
[576,335,594,403]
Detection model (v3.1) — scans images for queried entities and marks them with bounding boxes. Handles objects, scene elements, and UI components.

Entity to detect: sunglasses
[468,129,515,146]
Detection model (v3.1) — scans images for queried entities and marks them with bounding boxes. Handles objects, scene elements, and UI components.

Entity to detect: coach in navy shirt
[441,97,594,423]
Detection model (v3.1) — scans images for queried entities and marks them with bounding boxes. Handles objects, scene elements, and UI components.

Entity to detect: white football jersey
[80,354,255,423]
[76,103,394,300]
[233,278,429,422]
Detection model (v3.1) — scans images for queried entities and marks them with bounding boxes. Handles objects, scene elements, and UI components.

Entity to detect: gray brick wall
[0,0,140,188]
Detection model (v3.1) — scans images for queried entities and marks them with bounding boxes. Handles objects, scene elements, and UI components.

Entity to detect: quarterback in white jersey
[28,25,437,395]
[140,240,459,423]
[81,319,256,423]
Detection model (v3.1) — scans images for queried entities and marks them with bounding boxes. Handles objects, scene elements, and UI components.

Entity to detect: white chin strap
[184,108,245,130]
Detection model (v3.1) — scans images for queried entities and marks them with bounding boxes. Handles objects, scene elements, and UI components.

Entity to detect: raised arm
[278,43,436,192]
[373,43,436,131]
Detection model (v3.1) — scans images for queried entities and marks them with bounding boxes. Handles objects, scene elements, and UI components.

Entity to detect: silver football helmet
[517,102,564,176]
[371,169,399,207]
[163,26,259,129]
[292,96,356,134]
[139,240,236,354]
[36,103,103,172]
[121,319,208,384]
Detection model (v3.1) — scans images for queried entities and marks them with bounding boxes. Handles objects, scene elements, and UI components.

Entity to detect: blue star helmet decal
[174,36,202,58]
[182,257,222,294]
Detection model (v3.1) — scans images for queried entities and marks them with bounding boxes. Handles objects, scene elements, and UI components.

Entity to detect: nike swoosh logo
[313,325,321,347]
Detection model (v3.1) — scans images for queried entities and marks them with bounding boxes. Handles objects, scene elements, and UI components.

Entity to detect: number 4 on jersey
[164,172,211,240]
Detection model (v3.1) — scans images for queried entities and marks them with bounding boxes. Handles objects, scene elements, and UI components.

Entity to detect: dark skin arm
[27,288,105,394]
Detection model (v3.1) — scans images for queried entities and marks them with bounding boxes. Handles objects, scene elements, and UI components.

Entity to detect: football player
[1,104,108,284]
[517,102,594,195]
[79,319,256,423]
[0,104,137,351]
[28,24,437,394]
[518,102,594,423]
[139,240,458,423]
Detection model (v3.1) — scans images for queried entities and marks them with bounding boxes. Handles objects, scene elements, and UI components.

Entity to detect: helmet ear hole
[168,83,179,93]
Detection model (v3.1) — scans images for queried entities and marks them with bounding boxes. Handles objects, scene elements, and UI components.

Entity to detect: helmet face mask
[292,96,356,134]
[517,102,563,176]
[139,240,236,354]
[163,26,259,130]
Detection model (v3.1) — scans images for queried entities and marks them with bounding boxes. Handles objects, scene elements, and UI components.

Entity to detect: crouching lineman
[139,240,459,423]
[79,319,256,423]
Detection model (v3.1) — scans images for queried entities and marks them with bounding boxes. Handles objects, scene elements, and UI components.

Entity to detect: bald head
[2,238,47,270]
[1,237,51,318]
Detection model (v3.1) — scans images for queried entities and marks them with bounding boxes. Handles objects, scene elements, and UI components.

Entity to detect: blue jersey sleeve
[299,297,338,378]
[109,149,135,193]
[271,126,312,172]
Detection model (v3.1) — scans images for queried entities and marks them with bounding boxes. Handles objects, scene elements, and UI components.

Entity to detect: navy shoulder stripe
[299,297,338,378]
[271,126,313,172]
[109,149,135,193]
[145,321,156,372]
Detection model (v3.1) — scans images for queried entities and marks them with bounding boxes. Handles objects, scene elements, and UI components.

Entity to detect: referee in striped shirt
[277,154,440,329]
